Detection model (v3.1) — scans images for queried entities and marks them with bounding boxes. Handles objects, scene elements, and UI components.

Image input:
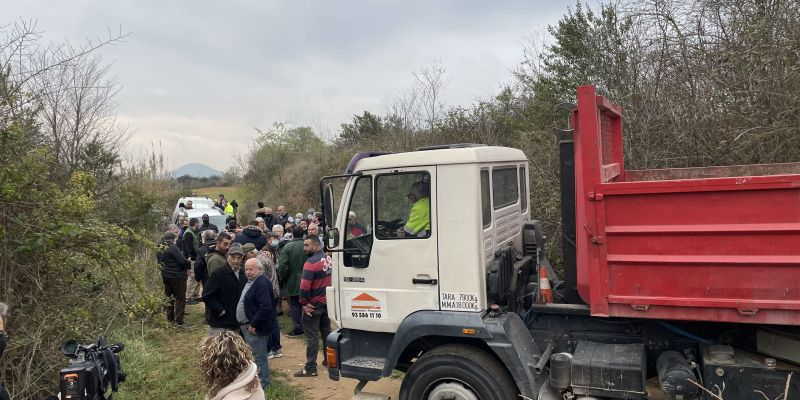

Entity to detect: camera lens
[61,340,79,356]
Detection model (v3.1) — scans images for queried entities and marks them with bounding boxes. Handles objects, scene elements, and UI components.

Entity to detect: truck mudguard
[384,310,549,399]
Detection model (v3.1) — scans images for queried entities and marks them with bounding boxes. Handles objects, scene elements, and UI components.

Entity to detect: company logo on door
[345,290,388,320]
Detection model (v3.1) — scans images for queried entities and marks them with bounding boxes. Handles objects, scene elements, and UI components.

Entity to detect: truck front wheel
[399,344,518,400]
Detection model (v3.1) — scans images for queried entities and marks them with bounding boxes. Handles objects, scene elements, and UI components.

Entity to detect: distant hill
[172,163,222,178]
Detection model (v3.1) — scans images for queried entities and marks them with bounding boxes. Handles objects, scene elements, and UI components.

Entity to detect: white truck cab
[319,144,547,400]
[325,145,529,332]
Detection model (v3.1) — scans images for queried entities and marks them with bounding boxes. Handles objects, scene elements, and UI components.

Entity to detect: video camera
[58,338,126,400]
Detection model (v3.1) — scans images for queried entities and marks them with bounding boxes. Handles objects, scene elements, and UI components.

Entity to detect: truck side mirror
[322,183,335,230]
[326,228,340,250]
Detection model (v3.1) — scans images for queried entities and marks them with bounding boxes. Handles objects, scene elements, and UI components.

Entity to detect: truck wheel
[399,344,518,400]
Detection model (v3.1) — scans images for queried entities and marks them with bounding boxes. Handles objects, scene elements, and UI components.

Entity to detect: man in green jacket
[278,226,307,336]
[184,218,203,303]
[206,231,233,274]
[397,181,431,238]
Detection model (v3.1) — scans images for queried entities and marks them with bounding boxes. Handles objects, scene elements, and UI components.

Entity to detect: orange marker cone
[539,266,553,303]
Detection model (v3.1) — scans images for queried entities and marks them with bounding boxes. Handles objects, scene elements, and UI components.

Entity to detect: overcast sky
[6,1,571,172]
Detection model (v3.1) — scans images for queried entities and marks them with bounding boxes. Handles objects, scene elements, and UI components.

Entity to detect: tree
[32,46,128,185]
[241,122,330,215]
[0,20,129,185]
[339,111,384,143]
[514,2,632,129]
[413,60,451,130]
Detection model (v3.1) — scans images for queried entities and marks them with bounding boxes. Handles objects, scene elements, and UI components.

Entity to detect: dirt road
[271,333,400,400]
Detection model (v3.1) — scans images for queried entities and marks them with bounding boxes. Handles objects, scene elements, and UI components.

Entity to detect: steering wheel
[376,219,405,237]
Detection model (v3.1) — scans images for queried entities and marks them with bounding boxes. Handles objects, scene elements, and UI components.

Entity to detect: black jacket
[244,274,275,336]
[234,226,268,251]
[203,263,247,329]
[194,245,211,284]
[271,213,290,229]
[199,222,219,233]
[262,214,276,231]
[182,228,199,260]
[157,242,191,279]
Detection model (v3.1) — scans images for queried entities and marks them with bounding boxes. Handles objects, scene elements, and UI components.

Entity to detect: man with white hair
[238,258,276,390]
[308,223,322,242]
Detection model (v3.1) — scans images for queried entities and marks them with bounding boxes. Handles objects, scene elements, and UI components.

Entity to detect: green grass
[265,370,305,400]
[193,186,246,203]
[110,305,304,400]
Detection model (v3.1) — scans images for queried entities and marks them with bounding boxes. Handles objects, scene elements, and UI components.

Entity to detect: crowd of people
[157,200,330,397]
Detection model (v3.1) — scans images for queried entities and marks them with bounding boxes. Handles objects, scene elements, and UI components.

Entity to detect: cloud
[4,0,569,168]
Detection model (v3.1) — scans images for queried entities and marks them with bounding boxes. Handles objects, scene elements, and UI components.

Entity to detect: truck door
[337,167,439,332]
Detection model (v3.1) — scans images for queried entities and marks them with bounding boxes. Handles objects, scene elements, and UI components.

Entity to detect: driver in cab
[397,181,431,238]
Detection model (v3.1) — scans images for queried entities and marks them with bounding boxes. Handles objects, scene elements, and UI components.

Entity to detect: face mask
[307,213,313,220]
[271,240,280,247]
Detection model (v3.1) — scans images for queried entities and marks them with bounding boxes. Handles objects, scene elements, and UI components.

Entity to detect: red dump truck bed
[572,86,800,326]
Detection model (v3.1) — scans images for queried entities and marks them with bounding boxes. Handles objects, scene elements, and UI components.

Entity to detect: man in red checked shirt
[293,235,332,377]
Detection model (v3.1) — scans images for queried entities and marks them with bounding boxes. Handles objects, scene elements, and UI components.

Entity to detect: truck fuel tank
[571,341,646,399]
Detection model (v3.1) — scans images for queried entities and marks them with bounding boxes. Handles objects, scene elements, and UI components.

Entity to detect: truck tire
[399,344,518,400]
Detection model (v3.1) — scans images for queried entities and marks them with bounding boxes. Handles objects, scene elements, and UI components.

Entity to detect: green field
[192,186,246,203]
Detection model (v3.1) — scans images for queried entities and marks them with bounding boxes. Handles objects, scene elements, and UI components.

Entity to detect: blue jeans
[270,307,282,352]
[240,326,270,389]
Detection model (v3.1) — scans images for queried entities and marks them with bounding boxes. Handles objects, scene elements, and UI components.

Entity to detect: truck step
[342,357,386,370]
[340,357,386,381]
